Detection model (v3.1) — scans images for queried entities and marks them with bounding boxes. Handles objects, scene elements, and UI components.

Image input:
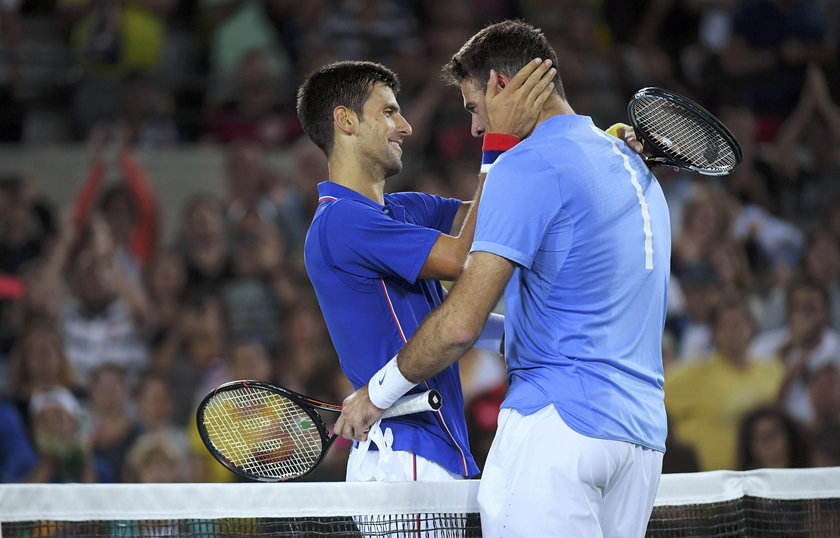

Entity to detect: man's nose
[471,116,485,138]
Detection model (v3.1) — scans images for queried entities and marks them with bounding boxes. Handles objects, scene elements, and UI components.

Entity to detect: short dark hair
[442,20,564,99]
[296,61,400,157]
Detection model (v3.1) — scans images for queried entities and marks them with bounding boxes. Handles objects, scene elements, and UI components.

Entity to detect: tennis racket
[627,87,743,176]
[196,380,442,482]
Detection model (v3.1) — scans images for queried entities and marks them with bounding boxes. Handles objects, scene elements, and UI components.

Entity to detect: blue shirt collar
[532,114,594,137]
[317,181,384,209]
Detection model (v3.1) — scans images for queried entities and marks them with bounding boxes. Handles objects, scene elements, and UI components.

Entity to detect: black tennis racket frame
[628,86,743,176]
[196,380,338,483]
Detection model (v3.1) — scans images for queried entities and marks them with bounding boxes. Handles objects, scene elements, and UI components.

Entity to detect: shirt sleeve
[320,200,441,284]
[389,192,461,233]
[471,148,563,269]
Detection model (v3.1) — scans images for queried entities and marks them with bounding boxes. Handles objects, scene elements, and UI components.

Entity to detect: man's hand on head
[485,58,556,139]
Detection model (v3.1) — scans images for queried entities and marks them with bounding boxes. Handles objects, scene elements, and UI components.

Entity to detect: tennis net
[1,468,839,537]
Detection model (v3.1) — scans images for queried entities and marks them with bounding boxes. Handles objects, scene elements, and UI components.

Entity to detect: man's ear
[334,106,357,135]
[496,71,511,90]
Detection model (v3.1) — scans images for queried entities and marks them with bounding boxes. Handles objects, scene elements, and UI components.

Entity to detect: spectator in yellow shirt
[665,295,784,471]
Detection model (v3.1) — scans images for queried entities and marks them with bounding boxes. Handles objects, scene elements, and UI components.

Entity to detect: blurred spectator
[275,291,336,400]
[717,99,784,217]
[736,405,811,469]
[800,228,840,332]
[135,369,189,460]
[670,262,721,360]
[9,319,80,428]
[59,0,177,138]
[222,142,306,245]
[122,431,185,482]
[27,387,111,482]
[59,218,150,384]
[551,2,624,128]
[201,0,292,81]
[87,363,141,483]
[309,0,420,65]
[806,363,840,437]
[222,205,284,348]
[765,64,840,220]
[73,134,160,278]
[204,49,299,147]
[0,398,37,482]
[0,174,55,362]
[750,277,840,424]
[144,247,187,345]
[177,193,232,296]
[225,339,273,381]
[161,291,227,424]
[112,73,178,148]
[665,296,783,470]
[116,432,186,534]
[721,0,831,141]
[673,185,733,275]
[0,174,56,275]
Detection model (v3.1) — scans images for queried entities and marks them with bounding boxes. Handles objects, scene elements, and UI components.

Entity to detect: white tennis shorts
[478,404,663,538]
[346,444,463,482]
[346,427,466,538]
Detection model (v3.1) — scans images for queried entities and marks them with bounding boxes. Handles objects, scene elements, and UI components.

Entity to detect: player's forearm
[447,175,486,264]
[398,299,481,383]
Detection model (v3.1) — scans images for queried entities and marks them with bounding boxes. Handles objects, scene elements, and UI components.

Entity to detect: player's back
[484,115,671,450]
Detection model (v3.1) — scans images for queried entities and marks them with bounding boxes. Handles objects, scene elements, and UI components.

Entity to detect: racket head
[628,87,743,176]
[196,380,334,482]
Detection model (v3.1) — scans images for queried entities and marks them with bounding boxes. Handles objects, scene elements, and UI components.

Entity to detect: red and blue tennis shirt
[304,181,479,477]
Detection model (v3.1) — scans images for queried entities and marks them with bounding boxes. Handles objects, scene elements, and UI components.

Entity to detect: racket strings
[634,97,738,172]
[202,387,324,480]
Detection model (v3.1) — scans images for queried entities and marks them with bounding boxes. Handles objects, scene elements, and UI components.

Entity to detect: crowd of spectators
[1,0,840,485]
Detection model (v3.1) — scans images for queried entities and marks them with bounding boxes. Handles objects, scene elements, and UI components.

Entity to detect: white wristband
[474,313,504,354]
[368,355,416,410]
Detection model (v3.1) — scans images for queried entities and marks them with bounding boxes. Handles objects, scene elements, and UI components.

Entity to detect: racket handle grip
[382,389,442,418]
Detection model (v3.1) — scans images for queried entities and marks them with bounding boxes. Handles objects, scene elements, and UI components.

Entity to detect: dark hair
[296,61,400,157]
[736,405,810,470]
[442,20,564,99]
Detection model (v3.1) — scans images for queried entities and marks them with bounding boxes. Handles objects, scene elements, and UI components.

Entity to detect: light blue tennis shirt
[472,115,670,452]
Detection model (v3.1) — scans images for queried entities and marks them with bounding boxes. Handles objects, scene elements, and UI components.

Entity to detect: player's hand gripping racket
[628,87,743,176]
[196,380,442,482]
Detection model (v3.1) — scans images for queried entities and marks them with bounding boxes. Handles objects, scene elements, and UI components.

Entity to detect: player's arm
[419,58,555,281]
[335,251,514,441]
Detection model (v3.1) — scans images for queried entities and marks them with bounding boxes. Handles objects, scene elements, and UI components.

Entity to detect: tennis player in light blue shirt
[472,112,670,453]
[337,20,670,538]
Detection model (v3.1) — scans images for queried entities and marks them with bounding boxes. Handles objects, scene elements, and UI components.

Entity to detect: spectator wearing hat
[26,387,111,483]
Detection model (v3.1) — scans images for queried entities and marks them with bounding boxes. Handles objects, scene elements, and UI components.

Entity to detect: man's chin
[384,162,403,178]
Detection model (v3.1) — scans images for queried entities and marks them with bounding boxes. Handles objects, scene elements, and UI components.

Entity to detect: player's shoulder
[491,144,557,180]
[316,197,381,224]
[386,190,446,207]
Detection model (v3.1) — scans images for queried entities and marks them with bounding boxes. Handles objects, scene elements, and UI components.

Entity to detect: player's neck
[328,151,386,205]
[523,96,576,138]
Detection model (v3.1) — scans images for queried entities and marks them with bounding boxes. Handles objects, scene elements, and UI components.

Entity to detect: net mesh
[2,469,839,537]
[632,95,739,174]
[1,515,480,537]
[201,386,326,481]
